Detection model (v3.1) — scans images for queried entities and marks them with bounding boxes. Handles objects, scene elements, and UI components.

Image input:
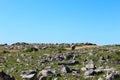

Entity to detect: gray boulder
[85,63,96,70]
[39,69,60,77]
[67,60,79,65]
[84,69,95,76]
[72,71,80,77]
[61,65,71,73]
[20,70,37,80]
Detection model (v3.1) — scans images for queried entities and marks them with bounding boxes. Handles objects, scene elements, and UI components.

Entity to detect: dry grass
[0,50,20,53]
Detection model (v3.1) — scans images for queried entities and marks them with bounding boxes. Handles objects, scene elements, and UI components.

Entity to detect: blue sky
[0,0,120,45]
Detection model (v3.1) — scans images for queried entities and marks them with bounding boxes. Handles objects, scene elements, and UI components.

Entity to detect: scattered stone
[58,60,79,65]
[84,69,95,76]
[65,52,74,60]
[47,69,60,76]
[72,71,80,77]
[0,70,15,80]
[88,52,93,56]
[0,43,120,80]
[41,46,47,50]
[105,70,120,80]
[39,69,60,77]
[68,60,79,65]
[39,70,48,77]
[94,69,103,74]
[52,78,59,80]
[85,63,96,70]
[16,58,21,63]
[20,70,37,80]
[99,56,106,63]
[39,76,47,80]
[61,65,71,73]
[98,77,103,80]
[81,67,87,72]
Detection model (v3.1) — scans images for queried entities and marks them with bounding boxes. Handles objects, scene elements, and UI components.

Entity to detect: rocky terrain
[0,42,120,80]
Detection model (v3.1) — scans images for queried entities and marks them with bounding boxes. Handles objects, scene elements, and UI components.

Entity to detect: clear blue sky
[0,0,120,45]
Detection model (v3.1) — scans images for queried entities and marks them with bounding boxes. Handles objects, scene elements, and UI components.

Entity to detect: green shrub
[24,47,38,52]
[2,50,10,53]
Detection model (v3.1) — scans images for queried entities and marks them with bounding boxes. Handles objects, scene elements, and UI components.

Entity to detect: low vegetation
[0,42,120,80]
